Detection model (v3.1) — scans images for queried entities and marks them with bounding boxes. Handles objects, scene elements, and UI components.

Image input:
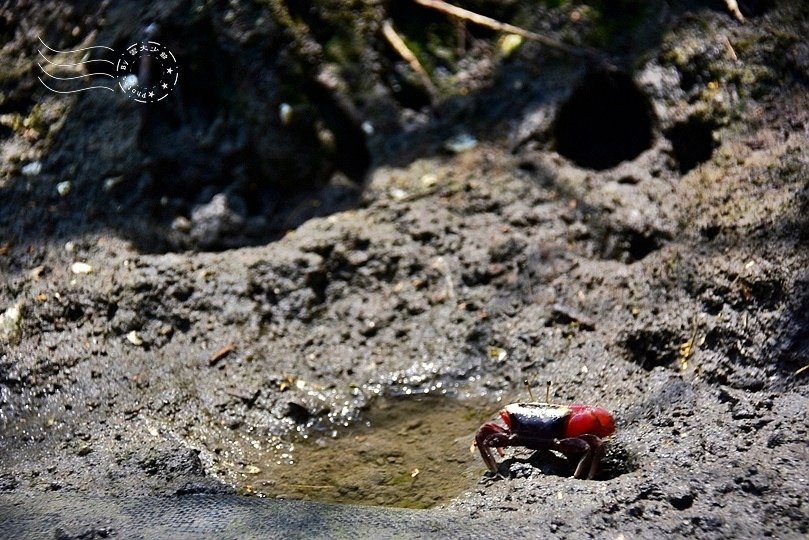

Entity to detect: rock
[21,161,42,176]
[56,181,71,197]
[189,193,247,248]
[444,133,478,154]
[0,301,24,345]
[126,331,144,346]
[70,262,93,274]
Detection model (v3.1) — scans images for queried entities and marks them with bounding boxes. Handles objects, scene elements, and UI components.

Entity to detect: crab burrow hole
[553,69,654,170]
[665,116,718,173]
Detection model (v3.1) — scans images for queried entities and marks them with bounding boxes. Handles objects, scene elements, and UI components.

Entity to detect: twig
[209,342,237,366]
[795,364,809,376]
[722,34,737,61]
[381,19,437,97]
[725,0,745,23]
[412,0,601,60]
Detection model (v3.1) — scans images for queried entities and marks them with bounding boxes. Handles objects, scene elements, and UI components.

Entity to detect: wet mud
[1,0,808,538]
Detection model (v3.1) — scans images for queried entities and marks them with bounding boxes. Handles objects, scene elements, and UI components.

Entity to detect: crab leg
[474,422,511,473]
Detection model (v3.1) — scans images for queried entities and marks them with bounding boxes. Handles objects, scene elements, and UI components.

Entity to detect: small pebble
[443,133,477,154]
[21,161,42,176]
[390,188,408,201]
[126,331,144,346]
[171,216,192,233]
[0,301,24,345]
[500,33,523,57]
[279,103,293,126]
[64,241,76,253]
[56,181,72,197]
[102,176,123,192]
[70,262,93,274]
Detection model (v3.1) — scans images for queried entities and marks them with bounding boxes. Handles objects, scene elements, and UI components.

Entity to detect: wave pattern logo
[37,35,178,103]
[37,36,116,94]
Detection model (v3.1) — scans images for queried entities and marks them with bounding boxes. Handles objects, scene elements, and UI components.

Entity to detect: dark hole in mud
[623,329,681,371]
[500,437,633,481]
[596,442,637,480]
[701,224,721,240]
[599,228,669,263]
[665,117,717,173]
[221,396,489,509]
[553,69,654,170]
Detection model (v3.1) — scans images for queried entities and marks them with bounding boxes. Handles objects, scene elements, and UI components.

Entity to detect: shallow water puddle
[234,396,490,508]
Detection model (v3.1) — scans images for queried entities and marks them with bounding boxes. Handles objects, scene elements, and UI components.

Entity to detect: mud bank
[1,0,808,538]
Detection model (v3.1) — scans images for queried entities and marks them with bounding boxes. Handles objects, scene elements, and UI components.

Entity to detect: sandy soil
[1,0,808,537]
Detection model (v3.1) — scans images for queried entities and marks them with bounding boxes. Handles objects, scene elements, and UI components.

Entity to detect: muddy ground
[1,0,808,538]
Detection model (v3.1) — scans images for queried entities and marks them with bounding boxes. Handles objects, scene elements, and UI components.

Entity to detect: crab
[473,402,615,479]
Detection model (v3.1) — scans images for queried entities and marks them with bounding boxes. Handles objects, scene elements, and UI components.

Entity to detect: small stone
[487,346,508,363]
[172,216,192,233]
[245,465,261,475]
[102,176,123,192]
[76,445,92,457]
[21,161,42,176]
[444,133,477,154]
[70,262,93,274]
[279,103,293,126]
[0,301,24,345]
[421,173,438,188]
[190,193,246,248]
[390,188,408,200]
[126,330,144,346]
[56,181,72,197]
[64,241,76,253]
[499,33,523,57]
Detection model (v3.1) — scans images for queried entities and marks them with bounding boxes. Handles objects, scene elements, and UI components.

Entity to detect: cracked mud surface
[1,0,808,538]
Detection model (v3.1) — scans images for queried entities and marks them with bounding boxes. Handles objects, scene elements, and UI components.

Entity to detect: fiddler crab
[473,391,615,480]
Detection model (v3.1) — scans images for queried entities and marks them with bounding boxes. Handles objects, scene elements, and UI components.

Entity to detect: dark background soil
[1,0,808,537]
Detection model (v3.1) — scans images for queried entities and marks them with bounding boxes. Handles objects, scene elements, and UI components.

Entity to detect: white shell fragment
[126,331,144,346]
[70,262,93,274]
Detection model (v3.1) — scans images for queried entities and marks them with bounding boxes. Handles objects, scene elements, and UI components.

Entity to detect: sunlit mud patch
[225,396,489,508]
